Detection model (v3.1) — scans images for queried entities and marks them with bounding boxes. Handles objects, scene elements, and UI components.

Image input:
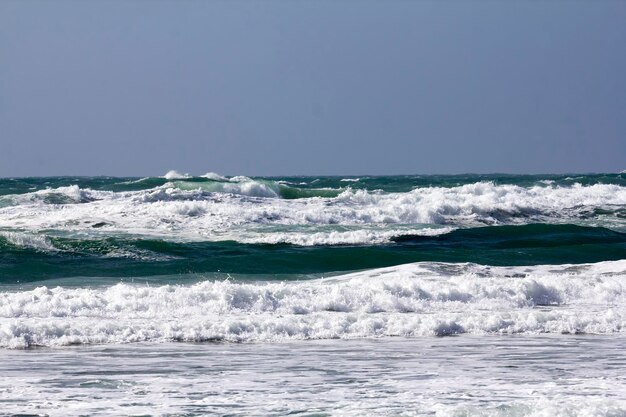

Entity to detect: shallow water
[1,335,625,416]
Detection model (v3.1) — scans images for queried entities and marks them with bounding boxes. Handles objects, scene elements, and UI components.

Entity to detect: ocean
[1,172,625,416]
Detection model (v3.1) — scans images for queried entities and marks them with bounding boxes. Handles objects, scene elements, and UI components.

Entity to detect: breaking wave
[2,260,626,348]
[1,224,624,282]
[0,180,625,245]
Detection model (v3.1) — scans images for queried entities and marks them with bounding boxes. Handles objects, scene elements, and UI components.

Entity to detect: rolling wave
[0,179,625,247]
[1,224,625,282]
[2,260,625,348]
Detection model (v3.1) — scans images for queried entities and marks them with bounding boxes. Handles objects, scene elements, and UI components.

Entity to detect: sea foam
[163,170,191,180]
[0,181,625,245]
[2,260,625,348]
[0,231,58,252]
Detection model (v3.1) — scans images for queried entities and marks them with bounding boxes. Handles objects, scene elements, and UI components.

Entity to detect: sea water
[1,173,625,415]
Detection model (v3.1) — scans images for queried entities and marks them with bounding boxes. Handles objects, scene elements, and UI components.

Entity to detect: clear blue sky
[1,1,625,177]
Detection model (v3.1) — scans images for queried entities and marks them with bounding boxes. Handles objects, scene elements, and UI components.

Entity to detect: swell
[1,224,625,283]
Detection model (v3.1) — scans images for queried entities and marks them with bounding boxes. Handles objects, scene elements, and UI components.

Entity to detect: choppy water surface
[1,336,625,416]
[1,173,625,415]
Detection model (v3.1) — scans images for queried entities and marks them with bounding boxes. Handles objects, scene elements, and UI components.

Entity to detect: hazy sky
[1,1,625,177]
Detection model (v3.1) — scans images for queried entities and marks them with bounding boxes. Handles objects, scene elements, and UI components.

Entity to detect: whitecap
[0,231,58,252]
[200,172,227,181]
[163,170,191,180]
[0,181,625,243]
[2,260,626,347]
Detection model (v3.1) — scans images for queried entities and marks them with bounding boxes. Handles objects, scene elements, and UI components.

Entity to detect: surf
[2,260,626,348]
[1,224,625,282]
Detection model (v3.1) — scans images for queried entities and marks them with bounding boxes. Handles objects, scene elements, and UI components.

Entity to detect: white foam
[163,179,280,198]
[3,185,97,206]
[163,170,191,180]
[0,231,58,252]
[433,399,626,417]
[0,181,624,245]
[238,227,452,245]
[220,181,279,198]
[115,177,151,185]
[2,260,626,348]
[2,336,626,415]
[229,175,253,182]
[200,172,227,181]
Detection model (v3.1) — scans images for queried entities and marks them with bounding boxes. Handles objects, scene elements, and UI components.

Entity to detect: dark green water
[1,173,625,196]
[1,224,625,283]
[1,173,625,284]
[1,173,626,350]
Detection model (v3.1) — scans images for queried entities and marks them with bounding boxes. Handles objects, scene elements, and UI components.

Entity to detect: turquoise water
[1,173,625,284]
[2,224,626,284]
[1,173,626,415]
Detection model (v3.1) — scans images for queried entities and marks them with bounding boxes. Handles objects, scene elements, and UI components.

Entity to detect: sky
[1,1,625,177]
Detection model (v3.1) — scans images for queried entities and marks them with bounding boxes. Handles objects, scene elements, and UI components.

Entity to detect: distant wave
[163,170,191,180]
[0,181,625,245]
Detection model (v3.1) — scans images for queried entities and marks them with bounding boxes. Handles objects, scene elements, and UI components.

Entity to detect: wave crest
[0,181,625,244]
[2,261,626,347]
